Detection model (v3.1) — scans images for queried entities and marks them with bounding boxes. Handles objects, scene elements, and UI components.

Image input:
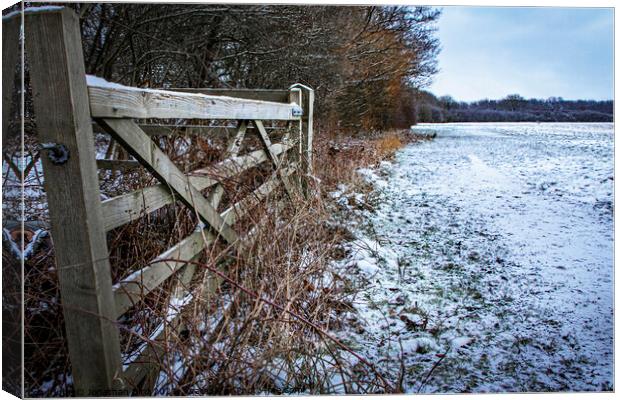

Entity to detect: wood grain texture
[101,142,293,231]
[88,84,299,120]
[96,159,141,171]
[287,88,303,190]
[254,120,296,200]
[24,8,123,393]
[171,88,290,103]
[97,118,239,245]
[303,88,315,176]
[93,123,287,138]
[114,165,298,317]
[113,228,213,317]
[293,85,315,196]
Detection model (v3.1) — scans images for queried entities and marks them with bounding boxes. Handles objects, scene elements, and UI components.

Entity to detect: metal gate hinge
[39,142,70,165]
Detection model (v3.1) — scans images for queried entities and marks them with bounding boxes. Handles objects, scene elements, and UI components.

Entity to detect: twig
[156,257,395,393]
[416,350,448,393]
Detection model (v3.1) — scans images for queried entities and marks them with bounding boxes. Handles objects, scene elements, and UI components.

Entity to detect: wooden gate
[4,7,314,395]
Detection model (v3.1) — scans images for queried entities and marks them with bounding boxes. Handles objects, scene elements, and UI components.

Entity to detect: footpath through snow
[330,123,613,393]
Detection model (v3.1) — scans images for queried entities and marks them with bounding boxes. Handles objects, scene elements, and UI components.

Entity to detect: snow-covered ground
[332,123,613,393]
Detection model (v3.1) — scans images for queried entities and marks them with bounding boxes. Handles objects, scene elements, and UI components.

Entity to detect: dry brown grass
[315,129,428,191]
[374,133,404,156]
[6,127,429,396]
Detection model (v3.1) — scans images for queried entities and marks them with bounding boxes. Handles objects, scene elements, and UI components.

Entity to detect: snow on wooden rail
[86,75,302,120]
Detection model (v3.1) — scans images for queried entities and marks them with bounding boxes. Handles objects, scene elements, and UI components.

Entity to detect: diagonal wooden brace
[254,120,296,201]
[96,118,239,246]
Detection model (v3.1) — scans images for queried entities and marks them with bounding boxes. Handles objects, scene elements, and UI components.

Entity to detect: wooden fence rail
[5,7,314,396]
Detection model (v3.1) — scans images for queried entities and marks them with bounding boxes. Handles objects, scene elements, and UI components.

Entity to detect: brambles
[9,128,422,395]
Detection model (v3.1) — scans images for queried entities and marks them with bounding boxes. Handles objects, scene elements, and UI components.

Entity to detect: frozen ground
[331,123,613,393]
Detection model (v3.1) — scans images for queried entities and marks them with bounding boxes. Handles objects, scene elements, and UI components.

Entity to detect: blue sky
[428,7,614,102]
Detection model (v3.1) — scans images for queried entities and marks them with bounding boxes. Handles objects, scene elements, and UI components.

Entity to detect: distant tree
[438,95,457,110]
[502,94,526,111]
[411,90,613,123]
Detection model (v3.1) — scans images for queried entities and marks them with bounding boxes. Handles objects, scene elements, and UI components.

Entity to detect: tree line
[12,2,441,133]
[414,92,613,123]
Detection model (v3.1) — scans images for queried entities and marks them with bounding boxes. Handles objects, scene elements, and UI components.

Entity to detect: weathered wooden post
[288,87,303,193]
[290,84,314,197]
[21,7,123,395]
[2,12,20,143]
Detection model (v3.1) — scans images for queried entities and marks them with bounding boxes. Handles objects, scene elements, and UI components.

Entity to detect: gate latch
[39,142,70,165]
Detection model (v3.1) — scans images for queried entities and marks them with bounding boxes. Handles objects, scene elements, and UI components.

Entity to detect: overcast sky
[428,6,614,102]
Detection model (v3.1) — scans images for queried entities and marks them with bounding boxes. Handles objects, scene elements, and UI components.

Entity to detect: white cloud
[428,7,613,101]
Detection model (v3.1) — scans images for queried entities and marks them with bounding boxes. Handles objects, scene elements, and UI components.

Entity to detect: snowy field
[331,123,613,393]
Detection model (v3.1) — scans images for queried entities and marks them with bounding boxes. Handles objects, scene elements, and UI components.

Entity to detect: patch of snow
[357,167,388,189]
[332,122,613,393]
[86,75,300,106]
[450,336,473,350]
[167,294,193,322]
